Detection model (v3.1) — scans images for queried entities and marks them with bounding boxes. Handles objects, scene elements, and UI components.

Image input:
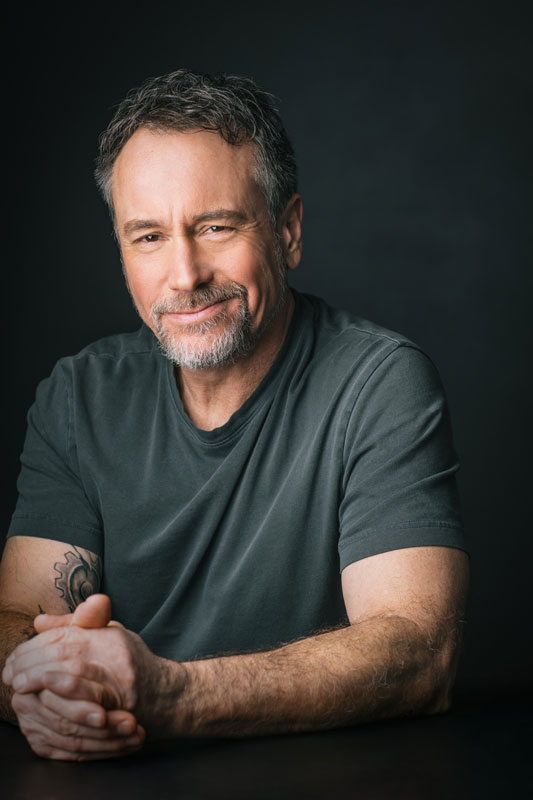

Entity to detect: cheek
[230,244,278,301]
[123,265,155,314]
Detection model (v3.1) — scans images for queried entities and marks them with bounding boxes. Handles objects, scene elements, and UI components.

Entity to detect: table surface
[1,689,531,800]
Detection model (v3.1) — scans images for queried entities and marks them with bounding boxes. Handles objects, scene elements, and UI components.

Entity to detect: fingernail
[2,664,12,682]
[87,712,104,728]
[12,673,27,691]
[117,720,134,735]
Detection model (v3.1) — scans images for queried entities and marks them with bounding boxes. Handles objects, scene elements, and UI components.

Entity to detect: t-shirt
[8,291,466,661]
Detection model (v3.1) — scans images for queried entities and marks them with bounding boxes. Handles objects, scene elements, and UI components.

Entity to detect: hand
[9,690,145,760]
[2,595,151,760]
[4,595,184,740]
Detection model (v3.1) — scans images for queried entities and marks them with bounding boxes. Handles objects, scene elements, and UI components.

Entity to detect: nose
[166,235,213,292]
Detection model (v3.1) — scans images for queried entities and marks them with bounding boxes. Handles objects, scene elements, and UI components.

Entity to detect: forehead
[111,128,263,221]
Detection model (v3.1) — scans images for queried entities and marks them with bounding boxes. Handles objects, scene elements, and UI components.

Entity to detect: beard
[148,245,288,371]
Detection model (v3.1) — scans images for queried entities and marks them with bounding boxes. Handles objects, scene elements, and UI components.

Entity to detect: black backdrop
[2,0,532,692]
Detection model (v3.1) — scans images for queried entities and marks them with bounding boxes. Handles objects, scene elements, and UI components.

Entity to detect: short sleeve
[7,360,103,555]
[338,344,467,570]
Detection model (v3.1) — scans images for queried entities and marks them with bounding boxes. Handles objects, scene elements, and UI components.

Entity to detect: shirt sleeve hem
[338,525,469,572]
[7,516,103,556]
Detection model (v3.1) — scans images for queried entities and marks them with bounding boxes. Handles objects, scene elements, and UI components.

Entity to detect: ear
[279,194,303,271]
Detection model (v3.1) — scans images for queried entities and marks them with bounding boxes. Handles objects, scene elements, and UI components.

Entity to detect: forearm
[166,615,456,738]
[0,610,36,724]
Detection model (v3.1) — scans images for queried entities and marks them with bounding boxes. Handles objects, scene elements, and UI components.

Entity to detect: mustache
[151,282,247,316]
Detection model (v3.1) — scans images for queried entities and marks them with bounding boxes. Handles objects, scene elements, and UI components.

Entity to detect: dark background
[2,0,531,692]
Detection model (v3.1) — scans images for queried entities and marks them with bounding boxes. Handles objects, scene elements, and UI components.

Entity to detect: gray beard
[150,274,287,371]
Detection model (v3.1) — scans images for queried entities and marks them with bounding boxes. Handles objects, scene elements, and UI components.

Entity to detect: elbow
[420,639,463,716]
[424,676,454,715]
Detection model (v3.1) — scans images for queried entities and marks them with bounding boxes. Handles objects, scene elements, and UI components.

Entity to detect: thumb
[34,594,112,633]
[72,593,112,628]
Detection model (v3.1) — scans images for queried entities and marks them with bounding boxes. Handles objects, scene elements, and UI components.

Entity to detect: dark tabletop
[1,690,531,800]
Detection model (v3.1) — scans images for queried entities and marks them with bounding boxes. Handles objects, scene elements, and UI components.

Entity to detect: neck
[176,291,295,431]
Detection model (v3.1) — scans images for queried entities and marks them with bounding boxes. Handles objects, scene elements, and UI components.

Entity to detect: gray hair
[94,69,298,228]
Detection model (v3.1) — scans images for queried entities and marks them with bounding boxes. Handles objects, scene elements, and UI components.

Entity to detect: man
[0,69,469,760]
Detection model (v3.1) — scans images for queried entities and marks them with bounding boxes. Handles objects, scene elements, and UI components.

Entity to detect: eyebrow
[123,219,163,236]
[122,209,251,237]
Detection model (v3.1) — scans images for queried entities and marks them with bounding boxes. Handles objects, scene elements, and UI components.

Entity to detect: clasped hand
[2,594,178,760]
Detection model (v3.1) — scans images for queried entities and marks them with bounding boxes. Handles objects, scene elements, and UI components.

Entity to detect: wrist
[142,655,189,739]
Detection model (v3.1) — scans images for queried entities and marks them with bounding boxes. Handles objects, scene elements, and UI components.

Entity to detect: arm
[0,535,94,723]
[4,545,469,745]
[0,535,143,758]
[169,545,469,736]
[0,610,36,724]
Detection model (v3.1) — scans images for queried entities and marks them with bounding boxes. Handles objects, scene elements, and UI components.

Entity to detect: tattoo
[53,546,102,612]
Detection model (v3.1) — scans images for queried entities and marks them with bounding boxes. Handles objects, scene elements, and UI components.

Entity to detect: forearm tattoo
[53,546,102,612]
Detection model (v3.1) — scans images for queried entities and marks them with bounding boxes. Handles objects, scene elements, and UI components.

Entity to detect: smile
[163,301,227,325]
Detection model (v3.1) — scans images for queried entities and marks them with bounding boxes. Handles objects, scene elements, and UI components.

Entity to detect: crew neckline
[160,290,306,446]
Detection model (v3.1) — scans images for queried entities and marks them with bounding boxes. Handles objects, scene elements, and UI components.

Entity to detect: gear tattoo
[53,547,102,612]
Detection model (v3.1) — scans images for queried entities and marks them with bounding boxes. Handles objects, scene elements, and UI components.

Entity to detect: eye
[206,225,233,234]
[139,233,160,243]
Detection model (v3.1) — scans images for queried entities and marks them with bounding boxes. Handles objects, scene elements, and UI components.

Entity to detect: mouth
[163,300,227,326]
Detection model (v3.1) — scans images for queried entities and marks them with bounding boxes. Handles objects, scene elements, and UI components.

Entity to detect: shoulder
[47,325,156,381]
[68,325,155,364]
[299,291,414,350]
[32,326,158,416]
[295,291,435,390]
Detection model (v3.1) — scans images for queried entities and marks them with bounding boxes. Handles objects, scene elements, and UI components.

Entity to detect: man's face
[112,128,291,369]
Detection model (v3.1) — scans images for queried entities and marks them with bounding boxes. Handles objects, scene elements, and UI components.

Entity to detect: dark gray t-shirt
[8,292,466,661]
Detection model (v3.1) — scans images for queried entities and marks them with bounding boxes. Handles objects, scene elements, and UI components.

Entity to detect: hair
[94,69,298,228]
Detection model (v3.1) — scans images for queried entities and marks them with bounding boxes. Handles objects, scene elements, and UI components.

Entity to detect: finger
[39,690,138,734]
[33,613,73,634]
[5,625,80,663]
[4,640,84,684]
[106,709,140,733]
[14,690,141,740]
[38,690,140,736]
[37,689,106,730]
[34,594,112,633]
[8,663,121,709]
[14,690,105,739]
[13,691,146,752]
[31,743,143,762]
[72,594,112,629]
[42,671,122,710]
[21,715,145,761]
[6,652,98,691]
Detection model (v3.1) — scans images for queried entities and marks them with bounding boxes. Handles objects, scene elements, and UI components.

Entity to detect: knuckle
[69,658,85,677]
[57,717,78,737]
[53,672,77,693]
[32,743,50,758]
[56,640,69,660]
[110,737,130,752]
[122,681,138,711]
[19,721,32,737]
[63,734,83,753]
[74,706,92,724]
[92,683,104,704]
[11,693,27,713]
[122,668,136,691]
[39,689,55,708]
